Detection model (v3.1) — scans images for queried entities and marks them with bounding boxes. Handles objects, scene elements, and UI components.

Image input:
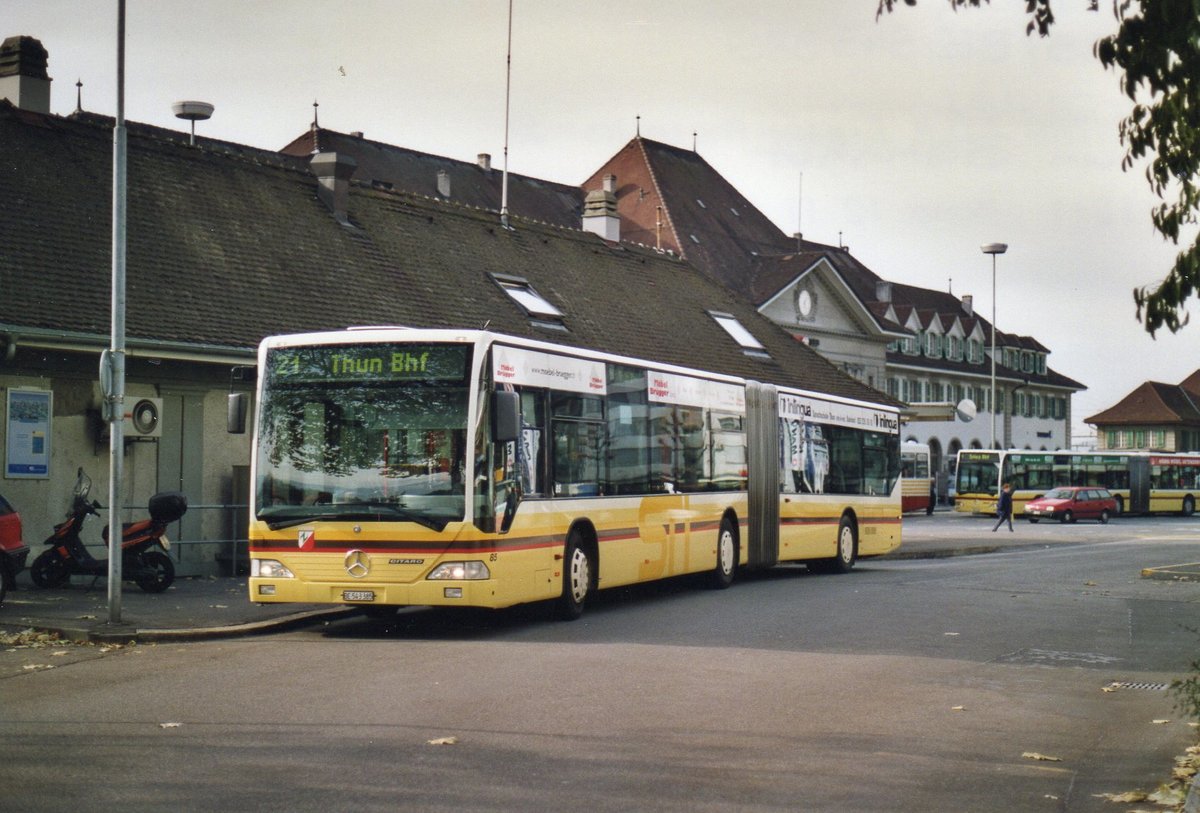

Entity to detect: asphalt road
[1,515,1197,812]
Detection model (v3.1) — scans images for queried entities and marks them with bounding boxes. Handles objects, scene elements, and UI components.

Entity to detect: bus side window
[551,391,603,497]
[518,389,546,497]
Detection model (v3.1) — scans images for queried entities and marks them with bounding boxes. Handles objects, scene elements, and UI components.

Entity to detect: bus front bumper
[249,577,503,609]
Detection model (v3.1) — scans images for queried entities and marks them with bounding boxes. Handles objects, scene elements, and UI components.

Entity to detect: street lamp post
[981,243,1007,449]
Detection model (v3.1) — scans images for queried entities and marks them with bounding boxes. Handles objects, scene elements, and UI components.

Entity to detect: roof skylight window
[709,311,769,356]
[492,273,563,321]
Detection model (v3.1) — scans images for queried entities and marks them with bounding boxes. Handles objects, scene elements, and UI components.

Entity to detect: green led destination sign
[267,344,469,383]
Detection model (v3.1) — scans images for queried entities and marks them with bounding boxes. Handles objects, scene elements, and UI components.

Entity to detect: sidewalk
[0,571,355,644]
[2,514,1196,643]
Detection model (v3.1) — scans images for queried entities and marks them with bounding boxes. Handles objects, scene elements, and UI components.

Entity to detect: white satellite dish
[955,398,977,422]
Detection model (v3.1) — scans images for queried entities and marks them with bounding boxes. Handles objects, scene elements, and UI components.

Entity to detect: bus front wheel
[556,531,593,621]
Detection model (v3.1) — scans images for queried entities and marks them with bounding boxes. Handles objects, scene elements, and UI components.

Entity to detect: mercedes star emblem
[344,549,370,578]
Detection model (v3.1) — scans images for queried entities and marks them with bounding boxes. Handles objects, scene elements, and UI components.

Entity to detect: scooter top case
[148,491,188,524]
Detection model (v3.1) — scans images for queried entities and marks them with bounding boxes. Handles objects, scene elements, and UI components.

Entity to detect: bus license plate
[342,590,375,602]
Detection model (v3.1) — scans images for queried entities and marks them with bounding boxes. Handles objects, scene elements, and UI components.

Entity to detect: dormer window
[491,273,565,328]
[709,311,769,357]
[924,332,943,359]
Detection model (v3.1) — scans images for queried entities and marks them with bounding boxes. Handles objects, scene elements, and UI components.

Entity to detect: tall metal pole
[107,0,128,623]
[991,254,996,448]
[981,243,1007,450]
[499,0,512,229]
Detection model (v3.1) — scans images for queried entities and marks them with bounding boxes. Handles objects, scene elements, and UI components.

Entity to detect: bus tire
[556,530,593,621]
[812,516,857,574]
[1113,495,1124,516]
[708,516,737,590]
[1182,495,1195,517]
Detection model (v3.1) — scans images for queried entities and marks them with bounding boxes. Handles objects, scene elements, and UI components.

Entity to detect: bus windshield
[254,343,473,530]
[956,452,1000,497]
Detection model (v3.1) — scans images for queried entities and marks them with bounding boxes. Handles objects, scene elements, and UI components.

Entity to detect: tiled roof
[1181,369,1200,397]
[1085,379,1200,426]
[583,137,796,292]
[0,101,896,406]
[280,128,583,229]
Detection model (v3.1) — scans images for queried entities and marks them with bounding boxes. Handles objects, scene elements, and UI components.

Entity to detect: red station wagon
[1025,486,1118,524]
[0,492,30,605]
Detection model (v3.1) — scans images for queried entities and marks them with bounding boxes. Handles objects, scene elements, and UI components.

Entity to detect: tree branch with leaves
[878,0,1200,335]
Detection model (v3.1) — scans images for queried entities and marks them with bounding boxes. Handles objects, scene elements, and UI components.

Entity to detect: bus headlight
[426,561,490,580]
[252,559,295,579]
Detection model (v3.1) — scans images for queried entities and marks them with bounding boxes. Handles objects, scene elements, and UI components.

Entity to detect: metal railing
[156,502,249,576]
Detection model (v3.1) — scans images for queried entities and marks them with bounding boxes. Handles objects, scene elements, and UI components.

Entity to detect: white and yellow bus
[900,441,935,515]
[234,328,901,619]
[954,449,1200,517]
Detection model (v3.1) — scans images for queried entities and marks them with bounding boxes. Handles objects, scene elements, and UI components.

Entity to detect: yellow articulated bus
[232,328,901,620]
[954,449,1200,517]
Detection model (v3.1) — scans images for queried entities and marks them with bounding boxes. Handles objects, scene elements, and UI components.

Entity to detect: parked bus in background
[954,449,1200,517]
[900,441,935,515]
[232,328,902,620]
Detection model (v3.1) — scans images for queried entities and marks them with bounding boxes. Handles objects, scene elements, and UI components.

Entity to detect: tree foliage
[878,1,1200,335]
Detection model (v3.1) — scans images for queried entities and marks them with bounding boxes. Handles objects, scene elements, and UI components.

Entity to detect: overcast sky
[5,1,1197,444]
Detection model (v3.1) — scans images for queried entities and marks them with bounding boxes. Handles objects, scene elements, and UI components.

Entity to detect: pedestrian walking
[992,482,1014,532]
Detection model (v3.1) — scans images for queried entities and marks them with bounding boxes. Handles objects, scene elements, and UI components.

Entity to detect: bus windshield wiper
[320,502,446,531]
[259,503,446,531]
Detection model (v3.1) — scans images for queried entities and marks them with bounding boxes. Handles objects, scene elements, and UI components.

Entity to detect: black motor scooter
[29,468,186,593]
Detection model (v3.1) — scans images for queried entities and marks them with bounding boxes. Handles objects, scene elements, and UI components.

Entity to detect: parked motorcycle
[30,468,187,593]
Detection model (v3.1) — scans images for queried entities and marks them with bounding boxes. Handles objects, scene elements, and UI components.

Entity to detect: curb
[4,606,358,645]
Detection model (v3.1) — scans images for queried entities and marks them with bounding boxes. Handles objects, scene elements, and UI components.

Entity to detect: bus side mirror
[492,390,520,444]
[228,392,248,434]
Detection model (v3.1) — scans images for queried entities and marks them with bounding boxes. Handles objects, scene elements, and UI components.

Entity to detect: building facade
[584,137,1085,492]
[1086,370,1200,452]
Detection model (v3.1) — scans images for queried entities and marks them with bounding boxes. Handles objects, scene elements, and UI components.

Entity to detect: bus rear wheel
[708,517,737,590]
[1182,495,1195,517]
[811,516,857,574]
[556,531,593,621]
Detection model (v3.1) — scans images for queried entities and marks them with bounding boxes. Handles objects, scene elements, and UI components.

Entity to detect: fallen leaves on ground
[1022,751,1063,762]
[1094,741,1200,812]
[1092,790,1147,803]
[427,736,458,746]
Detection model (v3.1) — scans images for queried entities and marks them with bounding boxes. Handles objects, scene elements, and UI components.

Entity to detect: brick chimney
[582,174,620,242]
[310,152,357,225]
[0,36,51,114]
[961,294,974,317]
[875,280,893,303]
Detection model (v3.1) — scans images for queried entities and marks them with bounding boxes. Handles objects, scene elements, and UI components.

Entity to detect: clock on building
[795,286,817,321]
